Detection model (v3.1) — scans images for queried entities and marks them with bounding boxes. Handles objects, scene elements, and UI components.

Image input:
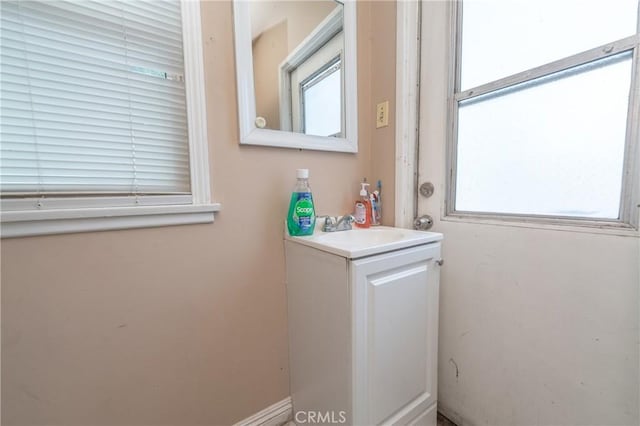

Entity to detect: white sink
[285,223,442,259]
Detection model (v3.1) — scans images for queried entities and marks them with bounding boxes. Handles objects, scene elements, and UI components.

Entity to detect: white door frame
[394,0,421,229]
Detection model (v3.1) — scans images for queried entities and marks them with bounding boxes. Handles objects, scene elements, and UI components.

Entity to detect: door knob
[419,182,435,198]
[413,215,434,230]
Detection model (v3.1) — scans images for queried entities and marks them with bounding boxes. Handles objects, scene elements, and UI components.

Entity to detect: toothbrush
[376,180,382,224]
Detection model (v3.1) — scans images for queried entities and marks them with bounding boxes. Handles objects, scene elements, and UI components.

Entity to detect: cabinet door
[351,244,441,425]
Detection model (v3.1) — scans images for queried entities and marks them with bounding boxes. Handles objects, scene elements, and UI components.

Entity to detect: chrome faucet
[320,214,355,232]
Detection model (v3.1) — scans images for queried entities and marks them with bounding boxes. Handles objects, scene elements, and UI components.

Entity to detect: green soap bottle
[287,169,316,236]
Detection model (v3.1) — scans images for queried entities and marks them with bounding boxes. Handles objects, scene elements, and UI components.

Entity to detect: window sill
[442,212,639,237]
[1,203,222,238]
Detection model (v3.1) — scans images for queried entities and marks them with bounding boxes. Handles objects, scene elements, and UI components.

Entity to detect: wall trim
[394,0,421,228]
[233,397,292,426]
[0,204,221,238]
[181,0,213,205]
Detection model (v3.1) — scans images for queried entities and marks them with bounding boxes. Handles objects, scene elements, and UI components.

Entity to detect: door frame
[394,0,421,229]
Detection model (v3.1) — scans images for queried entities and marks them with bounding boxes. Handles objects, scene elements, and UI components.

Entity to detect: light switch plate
[376,101,389,128]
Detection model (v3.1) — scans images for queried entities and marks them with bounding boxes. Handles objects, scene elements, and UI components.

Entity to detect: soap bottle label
[289,192,315,235]
[354,201,366,225]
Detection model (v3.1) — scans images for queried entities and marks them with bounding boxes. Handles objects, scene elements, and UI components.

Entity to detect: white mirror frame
[233,0,358,153]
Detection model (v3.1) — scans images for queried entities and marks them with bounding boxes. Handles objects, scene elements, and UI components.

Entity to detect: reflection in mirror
[233,0,357,152]
[249,1,344,137]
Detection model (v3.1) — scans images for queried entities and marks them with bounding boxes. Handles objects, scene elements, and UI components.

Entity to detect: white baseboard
[233,397,293,426]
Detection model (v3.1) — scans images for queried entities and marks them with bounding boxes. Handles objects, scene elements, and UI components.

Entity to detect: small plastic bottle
[286,169,316,236]
[354,182,372,228]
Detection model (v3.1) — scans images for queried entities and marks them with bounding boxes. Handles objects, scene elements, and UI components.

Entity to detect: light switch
[376,101,389,128]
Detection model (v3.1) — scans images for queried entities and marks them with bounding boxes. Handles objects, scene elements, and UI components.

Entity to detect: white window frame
[445,1,640,232]
[0,0,220,238]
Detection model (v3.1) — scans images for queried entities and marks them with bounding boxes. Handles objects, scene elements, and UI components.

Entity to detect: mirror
[233,0,358,152]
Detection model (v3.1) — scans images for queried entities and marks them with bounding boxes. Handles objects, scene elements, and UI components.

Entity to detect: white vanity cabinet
[285,227,443,426]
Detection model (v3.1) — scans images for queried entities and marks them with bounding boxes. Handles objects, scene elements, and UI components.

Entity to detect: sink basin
[285,223,442,259]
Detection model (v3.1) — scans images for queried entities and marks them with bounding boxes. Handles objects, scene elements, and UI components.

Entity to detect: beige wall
[1,1,396,425]
[253,21,288,129]
[285,1,337,52]
[369,1,397,226]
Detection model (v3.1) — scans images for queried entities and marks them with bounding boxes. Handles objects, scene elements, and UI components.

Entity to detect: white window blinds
[0,0,191,196]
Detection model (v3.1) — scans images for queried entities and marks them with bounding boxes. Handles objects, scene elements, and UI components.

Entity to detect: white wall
[436,225,639,426]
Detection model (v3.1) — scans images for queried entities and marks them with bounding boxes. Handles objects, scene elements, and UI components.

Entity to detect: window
[290,31,344,137]
[0,0,219,237]
[301,56,342,137]
[449,0,639,229]
[278,6,345,137]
